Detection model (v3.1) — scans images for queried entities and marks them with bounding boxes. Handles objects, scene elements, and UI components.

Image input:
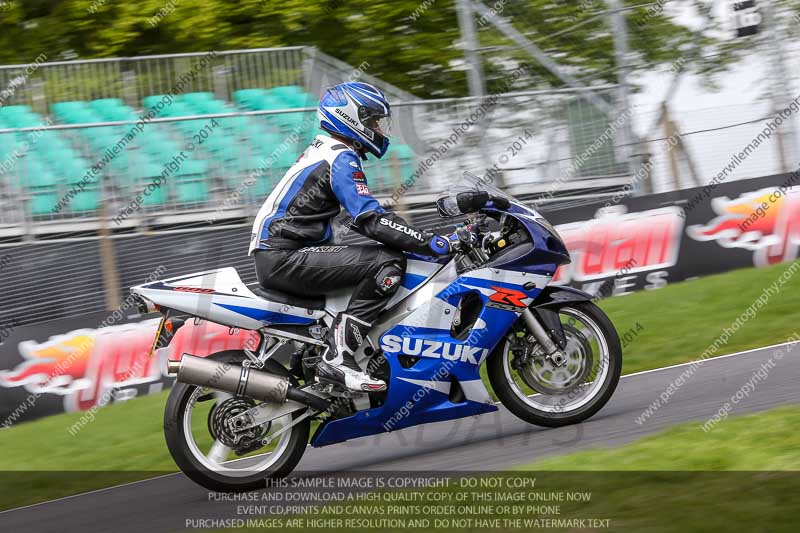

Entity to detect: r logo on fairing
[380,335,489,365]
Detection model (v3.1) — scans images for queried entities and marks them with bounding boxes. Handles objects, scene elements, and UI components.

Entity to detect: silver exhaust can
[168,354,289,404]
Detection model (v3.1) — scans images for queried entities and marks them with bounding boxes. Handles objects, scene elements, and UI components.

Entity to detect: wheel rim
[182,387,294,477]
[502,307,610,414]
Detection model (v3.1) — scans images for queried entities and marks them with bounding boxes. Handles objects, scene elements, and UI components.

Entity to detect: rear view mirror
[436,196,462,217]
[456,191,491,214]
[436,191,509,217]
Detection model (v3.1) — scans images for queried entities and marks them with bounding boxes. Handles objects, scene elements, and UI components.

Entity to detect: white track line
[2,338,797,515]
[618,339,798,379]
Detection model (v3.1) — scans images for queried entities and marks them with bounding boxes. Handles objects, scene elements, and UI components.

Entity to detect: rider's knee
[374,249,406,296]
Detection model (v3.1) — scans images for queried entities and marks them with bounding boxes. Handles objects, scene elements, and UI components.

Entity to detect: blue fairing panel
[400,272,428,290]
[310,272,536,447]
[405,252,450,264]
[214,303,315,325]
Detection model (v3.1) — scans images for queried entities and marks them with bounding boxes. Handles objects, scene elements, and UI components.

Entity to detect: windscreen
[438,171,531,216]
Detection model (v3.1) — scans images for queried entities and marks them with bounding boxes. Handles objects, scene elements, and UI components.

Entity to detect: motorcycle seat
[248,284,326,311]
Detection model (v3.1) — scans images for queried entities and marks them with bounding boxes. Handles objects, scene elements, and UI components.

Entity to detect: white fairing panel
[324,258,446,317]
[386,259,445,309]
[131,267,325,330]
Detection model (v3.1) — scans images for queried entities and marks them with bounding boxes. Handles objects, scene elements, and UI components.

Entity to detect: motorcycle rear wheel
[164,350,310,492]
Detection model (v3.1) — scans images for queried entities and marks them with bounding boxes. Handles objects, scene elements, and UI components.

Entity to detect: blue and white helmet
[318,82,391,159]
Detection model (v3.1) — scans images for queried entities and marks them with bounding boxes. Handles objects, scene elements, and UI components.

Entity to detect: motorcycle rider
[250,82,457,392]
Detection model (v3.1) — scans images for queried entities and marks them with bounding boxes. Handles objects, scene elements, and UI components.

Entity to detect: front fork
[521,308,568,367]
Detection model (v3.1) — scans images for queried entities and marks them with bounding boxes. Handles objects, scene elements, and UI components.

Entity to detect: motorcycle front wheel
[487,302,621,427]
[163,350,310,492]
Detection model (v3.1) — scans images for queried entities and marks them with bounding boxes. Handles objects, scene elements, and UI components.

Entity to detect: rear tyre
[164,350,310,492]
[487,302,621,427]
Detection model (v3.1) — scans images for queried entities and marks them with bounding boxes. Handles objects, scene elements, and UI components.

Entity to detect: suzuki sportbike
[130,172,621,492]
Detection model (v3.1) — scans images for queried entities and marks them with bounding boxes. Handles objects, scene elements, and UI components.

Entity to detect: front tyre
[487,302,621,427]
[164,350,310,493]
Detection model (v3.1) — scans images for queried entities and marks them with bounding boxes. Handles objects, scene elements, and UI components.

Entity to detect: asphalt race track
[2,342,798,533]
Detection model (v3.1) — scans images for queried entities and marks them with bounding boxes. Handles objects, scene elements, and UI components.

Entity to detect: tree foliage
[0,0,770,98]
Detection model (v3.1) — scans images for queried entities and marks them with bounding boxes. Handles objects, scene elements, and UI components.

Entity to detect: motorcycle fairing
[483,205,571,277]
[321,257,445,318]
[310,267,552,447]
[131,267,325,330]
[133,256,446,332]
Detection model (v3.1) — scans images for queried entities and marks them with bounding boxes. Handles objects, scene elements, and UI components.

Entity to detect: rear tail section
[130,267,324,329]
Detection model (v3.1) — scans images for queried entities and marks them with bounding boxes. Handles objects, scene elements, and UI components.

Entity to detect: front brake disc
[516,323,594,395]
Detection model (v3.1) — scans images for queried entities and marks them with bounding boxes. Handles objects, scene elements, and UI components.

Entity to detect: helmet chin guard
[318,82,391,159]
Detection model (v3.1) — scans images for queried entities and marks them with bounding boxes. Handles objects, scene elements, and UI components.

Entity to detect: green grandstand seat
[174,178,208,203]
[35,131,70,152]
[216,115,249,134]
[198,132,229,152]
[142,95,170,110]
[140,131,179,156]
[176,159,208,177]
[214,143,248,163]
[0,133,19,154]
[254,133,299,160]
[61,110,95,124]
[162,103,194,118]
[194,100,228,114]
[86,126,120,151]
[96,105,137,122]
[235,154,266,173]
[242,122,269,140]
[134,162,163,180]
[259,94,289,110]
[0,105,34,118]
[180,92,215,106]
[70,109,105,125]
[51,101,88,121]
[61,158,91,183]
[107,148,134,173]
[267,86,308,107]
[141,185,169,207]
[4,112,43,129]
[89,98,125,112]
[270,111,306,131]
[386,143,415,167]
[41,147,79,169]
[233,89,267,110]
[29,190,59,216]
[133,163,169,206]
[69,185,100,212]
[246,175,274,197]
[148,145,183,164]
[176,118,208,134]
[20,158,58,188]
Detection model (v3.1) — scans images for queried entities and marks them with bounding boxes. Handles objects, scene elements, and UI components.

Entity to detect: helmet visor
[361,109,392,138]
[373,115,392,137]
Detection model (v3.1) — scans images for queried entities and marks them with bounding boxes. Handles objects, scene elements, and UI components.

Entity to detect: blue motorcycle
[131,172,622,492]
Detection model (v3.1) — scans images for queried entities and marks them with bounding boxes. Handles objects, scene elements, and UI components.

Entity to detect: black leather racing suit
[249,134,447,323]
